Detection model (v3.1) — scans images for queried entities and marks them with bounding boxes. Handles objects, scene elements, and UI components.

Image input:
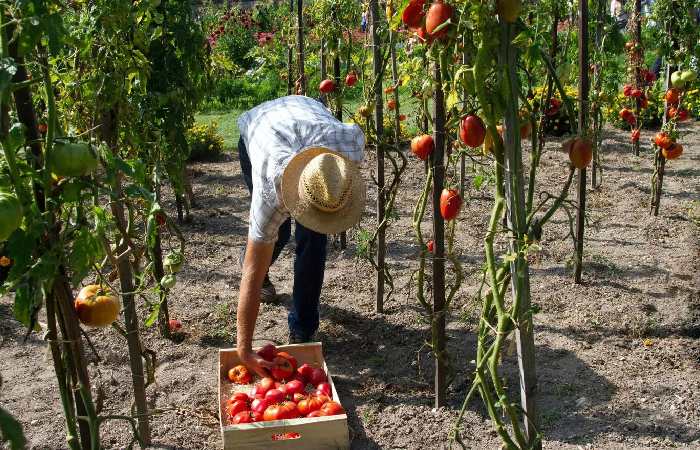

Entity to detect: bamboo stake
[296,0,306,95]
[370,0,385,313]
[432,58,446,408]
[632,0,642,156]
[574,0,589,284]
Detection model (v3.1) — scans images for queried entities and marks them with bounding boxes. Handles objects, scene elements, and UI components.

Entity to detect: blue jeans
[238,137,327,340]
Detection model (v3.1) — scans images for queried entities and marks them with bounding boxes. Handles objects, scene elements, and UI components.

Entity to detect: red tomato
[387,99,397,110]
[306,410,322,418]
[622,84,633,97]
[345,72,358,87]
[410,134,434,161]
[228,365,252,385]
[630,129,640,142]
[250,398,269,415]
[402,0,426,29]
[252,377,276,397]
[230,411,252,424]
[297,395,327,416]
[425,1,453,40]
[264,388,285,404]
[271,352,297,381]
[662,143,683,160]
[284,379,305,396]
[168,319,182,332]
[38,123,48,134]
[256,343,277,362]
[315,382,332,397]
[439,189,462,221]
[251,410,264,422]
[426,240,434,253]
[318,401,345,416]
[263,401,300,421]
[309,368,327,386]
[459,115,486,148]
[292,392,305,403]
[296,363,314,382]
[319,79,336,94]
[654,132,674,149]
[665,88,680,105]
[399,114,407,121]
[227,400,249,418]
[568,137,593,169]
[630,88,642,98]
[230,392,249,403]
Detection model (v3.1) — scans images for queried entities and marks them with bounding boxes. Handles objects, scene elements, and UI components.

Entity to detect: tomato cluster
[224,345,344,424]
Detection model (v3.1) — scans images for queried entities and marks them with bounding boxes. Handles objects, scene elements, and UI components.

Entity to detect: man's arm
[236,237,276,377]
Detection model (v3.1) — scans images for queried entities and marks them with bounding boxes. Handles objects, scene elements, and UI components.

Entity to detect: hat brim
[281,147,366,235]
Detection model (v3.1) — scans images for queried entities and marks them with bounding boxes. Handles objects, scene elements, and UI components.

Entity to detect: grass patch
[195,109,243,151]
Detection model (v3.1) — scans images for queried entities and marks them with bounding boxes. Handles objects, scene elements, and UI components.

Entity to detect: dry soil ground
[1,123,699,450]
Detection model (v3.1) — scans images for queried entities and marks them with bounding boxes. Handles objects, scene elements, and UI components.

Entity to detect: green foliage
[187,122,225,161]
[0,407,26,450]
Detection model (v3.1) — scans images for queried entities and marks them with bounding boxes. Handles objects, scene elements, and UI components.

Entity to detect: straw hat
[281,147,366,235]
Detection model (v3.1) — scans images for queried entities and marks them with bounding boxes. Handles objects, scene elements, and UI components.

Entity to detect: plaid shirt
[238,95,365,243]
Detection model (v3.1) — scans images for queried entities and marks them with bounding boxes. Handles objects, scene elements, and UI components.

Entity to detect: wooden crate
[218,342,349,450]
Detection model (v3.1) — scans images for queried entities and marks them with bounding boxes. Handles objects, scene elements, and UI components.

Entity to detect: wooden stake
[333,43,348,250]
[370,0,384,313]
[591,0,605,188]
[432,59,446,408]
[632,0,642,156]
[296,0,306,95]
[286,0,294,95]
[575,0,590,284]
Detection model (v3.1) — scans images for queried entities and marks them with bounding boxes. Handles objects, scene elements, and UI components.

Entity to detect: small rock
[575,397,589,408]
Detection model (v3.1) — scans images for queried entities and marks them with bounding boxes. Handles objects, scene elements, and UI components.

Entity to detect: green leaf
[144,303,160,327]
[68,228,104,285]
[0,407,27,450]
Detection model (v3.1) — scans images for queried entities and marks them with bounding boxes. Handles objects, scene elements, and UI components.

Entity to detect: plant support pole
[632,0,642,156]
[575,0,590,284]
[432,59,446,408]
[370,0,385,313]
[296,0,306,95]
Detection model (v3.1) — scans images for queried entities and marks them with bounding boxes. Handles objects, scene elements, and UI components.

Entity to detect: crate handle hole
[271,432,301,441]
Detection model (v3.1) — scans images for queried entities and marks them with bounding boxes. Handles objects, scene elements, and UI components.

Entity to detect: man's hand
[238,348,275,378]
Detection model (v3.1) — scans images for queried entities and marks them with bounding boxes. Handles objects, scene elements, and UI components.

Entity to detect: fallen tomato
[74,285,120,328]
[228,365,252,385]
[168,319,182,332]
[439,189,462,221]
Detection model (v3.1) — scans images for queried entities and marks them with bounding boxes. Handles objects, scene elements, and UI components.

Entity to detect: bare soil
[2,123,699,450]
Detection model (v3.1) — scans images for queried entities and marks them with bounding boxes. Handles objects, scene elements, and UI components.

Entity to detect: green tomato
[680,70,697,83]
[163,251,184,273]
[671,71,685,89]
[161,274,176,289]
[50,141,98,178]
[0,192,22,242]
